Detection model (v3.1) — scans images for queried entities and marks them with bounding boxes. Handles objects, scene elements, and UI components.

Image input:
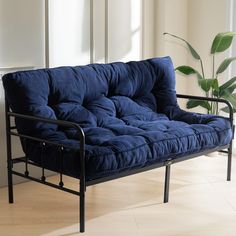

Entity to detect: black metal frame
[5,94,234,233]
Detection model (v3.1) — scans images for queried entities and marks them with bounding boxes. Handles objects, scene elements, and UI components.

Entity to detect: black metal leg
[5,99,14,203]
[7,163,14,204]
[227,141,233,181]
[79,131,86,233]
[80,191,85,233]
[164,165,171,203]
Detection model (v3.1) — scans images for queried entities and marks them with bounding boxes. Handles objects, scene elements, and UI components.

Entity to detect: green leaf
[226,84,236,94]
[219,83,236,97]
[211,32,236,54]
[164,32,201,60]
[216,57,236,74]
[221,106,236,113]
[212,79,219,91]
[198,78,218,92]
[221,106,229,113]
[217,76,236,96]
[219,76,236,90]
[175,66,196,75]
[187,100,211,110]
[175,66,203,80]
[222,93,236,109]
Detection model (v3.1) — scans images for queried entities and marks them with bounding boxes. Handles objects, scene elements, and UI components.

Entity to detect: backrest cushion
[3,56,177,136]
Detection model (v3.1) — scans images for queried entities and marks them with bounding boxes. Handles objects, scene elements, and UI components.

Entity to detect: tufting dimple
[86,95,116,118]
[53,102,97,128]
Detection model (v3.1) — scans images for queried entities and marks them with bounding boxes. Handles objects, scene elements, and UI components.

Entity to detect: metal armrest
[176,93,234,127]
[7,111,85,148]
[5,109,86,191]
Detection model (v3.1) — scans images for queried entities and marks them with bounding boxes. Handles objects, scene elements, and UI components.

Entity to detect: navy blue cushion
[3,57,233,180]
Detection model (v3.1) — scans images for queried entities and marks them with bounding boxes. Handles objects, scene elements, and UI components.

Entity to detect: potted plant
[164,32,236,115]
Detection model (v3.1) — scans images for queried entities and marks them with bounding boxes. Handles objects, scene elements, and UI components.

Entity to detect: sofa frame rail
[5,94,234,233]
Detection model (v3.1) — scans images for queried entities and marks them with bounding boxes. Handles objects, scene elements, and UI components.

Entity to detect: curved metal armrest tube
[176,94,234,127]
[8,112,85,141]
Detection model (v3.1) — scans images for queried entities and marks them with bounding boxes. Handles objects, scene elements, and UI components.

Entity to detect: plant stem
[212,54,215,78]
[200,59,209,113]
[210,89,213,114]
[215,74,219,115]
[200,59,205,79]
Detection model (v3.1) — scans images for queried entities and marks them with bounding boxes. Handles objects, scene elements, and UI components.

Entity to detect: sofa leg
[7,165,14,204]
[80,191,85,233]
[79,169,85,233]
[164,165,171,203]
[227,141,233,181]
[5,99,14,204]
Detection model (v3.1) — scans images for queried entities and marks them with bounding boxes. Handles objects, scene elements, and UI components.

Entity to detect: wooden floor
[0,154,236,236]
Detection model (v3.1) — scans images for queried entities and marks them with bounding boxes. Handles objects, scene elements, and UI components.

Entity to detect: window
[48,0,143,67]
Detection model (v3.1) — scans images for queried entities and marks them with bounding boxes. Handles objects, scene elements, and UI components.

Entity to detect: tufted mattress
[3,57,232,181]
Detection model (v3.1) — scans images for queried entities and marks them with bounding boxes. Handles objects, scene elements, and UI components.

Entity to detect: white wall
[142,0,156,59]
[231,0,236,77]
[93,0,106,63]
[155,0,188,95]
[0,0,45,68]
[187,0,230,96]
[154,0,230,109]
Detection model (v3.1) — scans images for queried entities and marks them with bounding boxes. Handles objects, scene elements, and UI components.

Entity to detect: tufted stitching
[86,127,231,158]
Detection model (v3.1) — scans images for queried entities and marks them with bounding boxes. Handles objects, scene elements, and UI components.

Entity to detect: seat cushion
[25,104,232,181]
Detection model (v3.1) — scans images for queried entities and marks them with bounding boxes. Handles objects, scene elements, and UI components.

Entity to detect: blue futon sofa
[3,57,234,232]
